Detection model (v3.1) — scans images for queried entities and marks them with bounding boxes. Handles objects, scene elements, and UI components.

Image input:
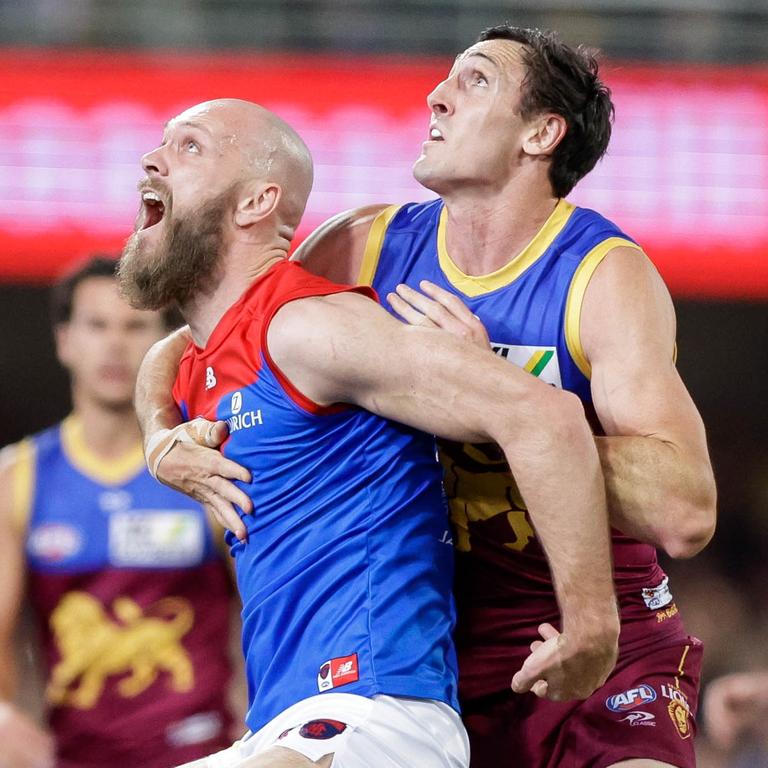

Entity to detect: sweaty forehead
[456,39,526,74]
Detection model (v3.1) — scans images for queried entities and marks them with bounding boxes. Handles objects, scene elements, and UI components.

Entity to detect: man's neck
[183,245,287,348]
[68,396,142,458]
[441,180,559,276]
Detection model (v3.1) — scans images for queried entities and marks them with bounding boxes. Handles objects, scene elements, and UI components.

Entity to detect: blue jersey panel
[370,199,637,403]
[26,424,219,573]
[213,353,459,730]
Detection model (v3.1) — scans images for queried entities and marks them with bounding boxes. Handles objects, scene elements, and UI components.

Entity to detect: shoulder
[0,437,37,534]
[580,243,675,367]
[292,204,395,284]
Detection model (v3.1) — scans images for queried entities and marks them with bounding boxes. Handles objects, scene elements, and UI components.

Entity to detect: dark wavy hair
[478,24,614,197]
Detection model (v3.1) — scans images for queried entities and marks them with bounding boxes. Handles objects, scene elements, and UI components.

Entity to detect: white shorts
[190,693,469,768]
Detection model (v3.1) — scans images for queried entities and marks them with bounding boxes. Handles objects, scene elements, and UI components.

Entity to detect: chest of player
[376,238,589,398]
[26,463,210,574]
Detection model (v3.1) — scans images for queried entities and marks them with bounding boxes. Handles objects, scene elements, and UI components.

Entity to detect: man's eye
[185,139,200,153]
[474,73,488,86]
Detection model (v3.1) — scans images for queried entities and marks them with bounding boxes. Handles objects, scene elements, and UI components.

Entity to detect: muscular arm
[269,291,619,699]
[0,446,55,768]
[135,326,253,536]
[581,246,717,557]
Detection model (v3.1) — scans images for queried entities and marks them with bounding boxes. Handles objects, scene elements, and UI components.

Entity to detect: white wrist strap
[145,423,197,480]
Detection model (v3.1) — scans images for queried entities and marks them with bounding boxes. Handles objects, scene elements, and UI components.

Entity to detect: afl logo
[231,391,242,415]
[606,684,657,712]
[28,523,83,562]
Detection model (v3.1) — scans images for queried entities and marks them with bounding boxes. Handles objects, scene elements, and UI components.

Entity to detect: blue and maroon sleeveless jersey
[172,259,459,732]
[15,416,234,768]
[360,199,688,698]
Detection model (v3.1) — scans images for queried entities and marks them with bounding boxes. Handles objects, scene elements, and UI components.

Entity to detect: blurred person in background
[0,257,241,768]
[703,670,768,765]
[134,24,717,768]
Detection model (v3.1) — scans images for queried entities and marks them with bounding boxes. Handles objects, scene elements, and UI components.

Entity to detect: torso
[173,260,460,731]
[364,198,689,698]
[18,415,234,768]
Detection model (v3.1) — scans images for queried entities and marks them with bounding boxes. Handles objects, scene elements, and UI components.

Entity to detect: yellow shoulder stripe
[11,438,36,534]
[564,237,643,379]
[358,205,401,286]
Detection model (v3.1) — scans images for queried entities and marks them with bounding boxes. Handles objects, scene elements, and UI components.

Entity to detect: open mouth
[428,126,444,142]
[140,189,166,230]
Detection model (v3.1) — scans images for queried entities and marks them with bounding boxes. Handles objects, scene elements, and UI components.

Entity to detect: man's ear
[521,114,567,157]
[234,182,282,227]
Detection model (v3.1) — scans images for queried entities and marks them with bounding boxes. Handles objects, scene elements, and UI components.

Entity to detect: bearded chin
[118,193,229,311]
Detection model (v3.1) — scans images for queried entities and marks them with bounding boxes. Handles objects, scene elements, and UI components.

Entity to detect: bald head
[170,98,314,236]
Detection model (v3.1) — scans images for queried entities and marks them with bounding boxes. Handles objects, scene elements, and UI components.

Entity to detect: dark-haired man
[0,258,240,768]
[139,26,716,768]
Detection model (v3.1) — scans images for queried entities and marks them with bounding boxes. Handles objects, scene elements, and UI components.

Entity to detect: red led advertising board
[0,49,766,297]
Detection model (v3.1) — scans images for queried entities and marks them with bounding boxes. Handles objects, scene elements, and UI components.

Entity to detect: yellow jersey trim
[358,205,402,286]
[11,438,36,534]
[437,199,576,297]
[61,414,145,486]
[564,237,643,379]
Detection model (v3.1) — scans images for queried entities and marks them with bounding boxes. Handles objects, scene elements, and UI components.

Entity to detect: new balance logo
[205,367,217,390]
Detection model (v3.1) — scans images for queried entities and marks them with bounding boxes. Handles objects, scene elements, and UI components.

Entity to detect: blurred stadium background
[0,1,766,765]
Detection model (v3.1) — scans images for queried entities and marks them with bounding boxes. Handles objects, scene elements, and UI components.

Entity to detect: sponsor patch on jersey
[317,654,359,692]
[109,510,204,567]
[619,711,656,727]
[490,343,562,388]
[606,684,657,712]
[661,684,690,713]
[27,522,83,562]
[298,719,348,740]
[641,576,674,610]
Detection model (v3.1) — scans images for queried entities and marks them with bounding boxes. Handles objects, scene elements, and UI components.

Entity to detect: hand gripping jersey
[362,198,691,699]
[172,260,459,733]
[14,416,234,768]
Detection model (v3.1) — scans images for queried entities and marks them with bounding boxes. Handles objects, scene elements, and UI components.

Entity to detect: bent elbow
[662,485,717,559]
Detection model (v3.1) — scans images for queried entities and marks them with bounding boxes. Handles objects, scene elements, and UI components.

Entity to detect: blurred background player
[0,257,241,768]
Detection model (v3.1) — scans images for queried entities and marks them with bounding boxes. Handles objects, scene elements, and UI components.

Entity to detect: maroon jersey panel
[29,563,234,767]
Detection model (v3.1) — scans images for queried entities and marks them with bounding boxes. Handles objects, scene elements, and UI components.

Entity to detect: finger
[386,291,434,327]
[208,494,248,541]
[177,443,252,484]
[208,474,254,514]
[511,642,556,693]
[205,420,230,448]
[531,679,549,699]
[530,639,544,653]
[396,283,458,330]
[538,622,560,641]
[419,280,475,322]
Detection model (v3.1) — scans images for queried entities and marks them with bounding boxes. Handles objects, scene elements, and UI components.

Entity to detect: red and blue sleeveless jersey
[172,260,459,732]
[361,198,688,698]
[16,416,234,768]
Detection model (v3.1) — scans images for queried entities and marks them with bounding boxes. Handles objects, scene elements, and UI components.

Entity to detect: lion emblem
[46,592,194,709]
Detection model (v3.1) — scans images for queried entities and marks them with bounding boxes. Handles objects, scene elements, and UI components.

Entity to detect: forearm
[597,434,716,557]
[134,325,190,445]
[500,396,618,640]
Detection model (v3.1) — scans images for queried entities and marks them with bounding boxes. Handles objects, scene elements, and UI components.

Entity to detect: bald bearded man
[120,99,619,768]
